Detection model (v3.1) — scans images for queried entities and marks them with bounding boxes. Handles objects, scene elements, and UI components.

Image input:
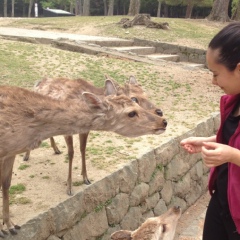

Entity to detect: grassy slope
[0,16,224,167]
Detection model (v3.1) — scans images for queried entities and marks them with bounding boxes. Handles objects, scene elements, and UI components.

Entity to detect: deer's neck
[0,91,105,156]
[34,100,94,138]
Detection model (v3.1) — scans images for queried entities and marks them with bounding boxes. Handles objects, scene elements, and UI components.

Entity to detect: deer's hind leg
[23,150,30,161]
[1,155,20,236]
[64,135,74,196]
[50,137,61,154]
[79,132,91,185]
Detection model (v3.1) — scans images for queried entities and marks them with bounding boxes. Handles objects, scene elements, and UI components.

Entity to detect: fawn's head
[105,75,163,117]
[124,76,163,117]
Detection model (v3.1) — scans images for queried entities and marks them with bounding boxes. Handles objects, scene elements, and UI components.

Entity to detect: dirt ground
[0,18,222,238]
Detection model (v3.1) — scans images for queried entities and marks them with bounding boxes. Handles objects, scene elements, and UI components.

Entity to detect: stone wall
[133,38,206,64]
[6,113,220,240]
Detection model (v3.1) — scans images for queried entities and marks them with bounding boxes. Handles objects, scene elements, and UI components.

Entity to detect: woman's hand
[180,136,215,154]
[202,142,240,168]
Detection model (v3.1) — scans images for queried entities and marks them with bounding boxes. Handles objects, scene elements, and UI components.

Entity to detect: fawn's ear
[128,75,138,85]
[82,92,104,110]
[111,230,132,240]
[104,79,117,96]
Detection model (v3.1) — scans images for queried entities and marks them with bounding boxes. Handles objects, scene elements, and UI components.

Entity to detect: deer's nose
[155,109,163,116]
[163,119,167,127]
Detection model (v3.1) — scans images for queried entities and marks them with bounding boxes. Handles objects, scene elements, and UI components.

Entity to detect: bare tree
[83,0,90,16]
[11,0,14,17]
[108,0,114,15]
[103,0,107,15]
[28,0,34,17]
[157,0,162,17]
[185,0,194,18]
[75,0,83,15]
[207,0,230,22]
[128,0,141,16]
[4,0,8,17]
[70,1,74,13]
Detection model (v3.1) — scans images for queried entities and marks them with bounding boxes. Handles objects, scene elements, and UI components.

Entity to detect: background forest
[1,0,240,22]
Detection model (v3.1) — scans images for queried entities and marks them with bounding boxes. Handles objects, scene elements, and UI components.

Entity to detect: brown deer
[23,76,164,195]
[111,206,181,240]
[0,82,167,236]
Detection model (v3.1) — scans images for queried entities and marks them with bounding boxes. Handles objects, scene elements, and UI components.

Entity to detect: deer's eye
[131,97,139,103]
[128,111,137,118]
[162,224,167,233]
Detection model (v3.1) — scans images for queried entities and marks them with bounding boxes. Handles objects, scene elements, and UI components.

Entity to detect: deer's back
[35,77,104,100]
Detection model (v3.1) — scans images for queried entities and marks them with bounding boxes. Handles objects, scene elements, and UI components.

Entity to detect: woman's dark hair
[208,22,240,71]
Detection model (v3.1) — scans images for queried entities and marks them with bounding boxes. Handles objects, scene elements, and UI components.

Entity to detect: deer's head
[82,80,167,138]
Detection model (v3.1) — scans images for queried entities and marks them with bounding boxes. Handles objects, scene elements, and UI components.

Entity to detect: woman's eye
[131,97,139,103]
[128,111,137,118]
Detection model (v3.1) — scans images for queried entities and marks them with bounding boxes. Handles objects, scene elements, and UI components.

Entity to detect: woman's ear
[236,63,240,72]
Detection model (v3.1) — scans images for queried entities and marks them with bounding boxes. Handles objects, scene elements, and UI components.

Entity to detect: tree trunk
[163,3,168,17]
[28,0,34,17]
[128,0,141,16]
[70,2,74,14]
[232,0,240,20]
[207,0,230,22]
[11,0,14,17]
[4,0,7,17]
[79,0,83,15]
[103,0,107,16]
[185,0,194,18]
[75,0,79,15]
[157,0,162,17]
[83,0,90,16]
[108,0,114,16]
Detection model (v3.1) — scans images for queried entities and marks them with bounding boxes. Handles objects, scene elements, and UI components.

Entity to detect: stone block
[138,150,156,183]
[130,182,149,207]
[106,193,129,225]
[161,181,173,204]
[120,206,142,231]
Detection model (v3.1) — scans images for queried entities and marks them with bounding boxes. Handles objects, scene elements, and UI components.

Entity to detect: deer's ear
[128,75,138,85]
[111,230,132,240]
[82,92,103,109]
[104,79,117,96]
[104,74,110,80]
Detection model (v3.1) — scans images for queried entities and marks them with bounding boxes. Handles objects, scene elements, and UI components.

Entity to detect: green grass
[9,183,26,194]
[9,184,32,205]
[18,164,30,170]
[0,16,225,49]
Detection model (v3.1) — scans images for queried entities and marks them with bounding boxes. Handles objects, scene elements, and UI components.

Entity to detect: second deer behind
[23,76,167,195]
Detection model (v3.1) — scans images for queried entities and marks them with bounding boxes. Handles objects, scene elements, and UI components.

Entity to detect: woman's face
[206,48,240,95]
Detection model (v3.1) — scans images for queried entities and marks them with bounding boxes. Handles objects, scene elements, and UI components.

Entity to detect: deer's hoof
[14,225,21,230]
[9,227,18,235]
[54,150,61,154]
[1,230,8,235]
[23,156,29,161]
[0,230,7,238]
[84,179,91,185]
[67,189,74,196]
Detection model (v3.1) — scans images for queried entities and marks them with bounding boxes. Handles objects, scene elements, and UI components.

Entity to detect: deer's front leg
[1,156,20,236]
[79,132,91,185]
[64,135,74,196]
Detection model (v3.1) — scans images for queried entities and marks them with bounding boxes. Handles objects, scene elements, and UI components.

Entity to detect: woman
[180,22,240,240]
